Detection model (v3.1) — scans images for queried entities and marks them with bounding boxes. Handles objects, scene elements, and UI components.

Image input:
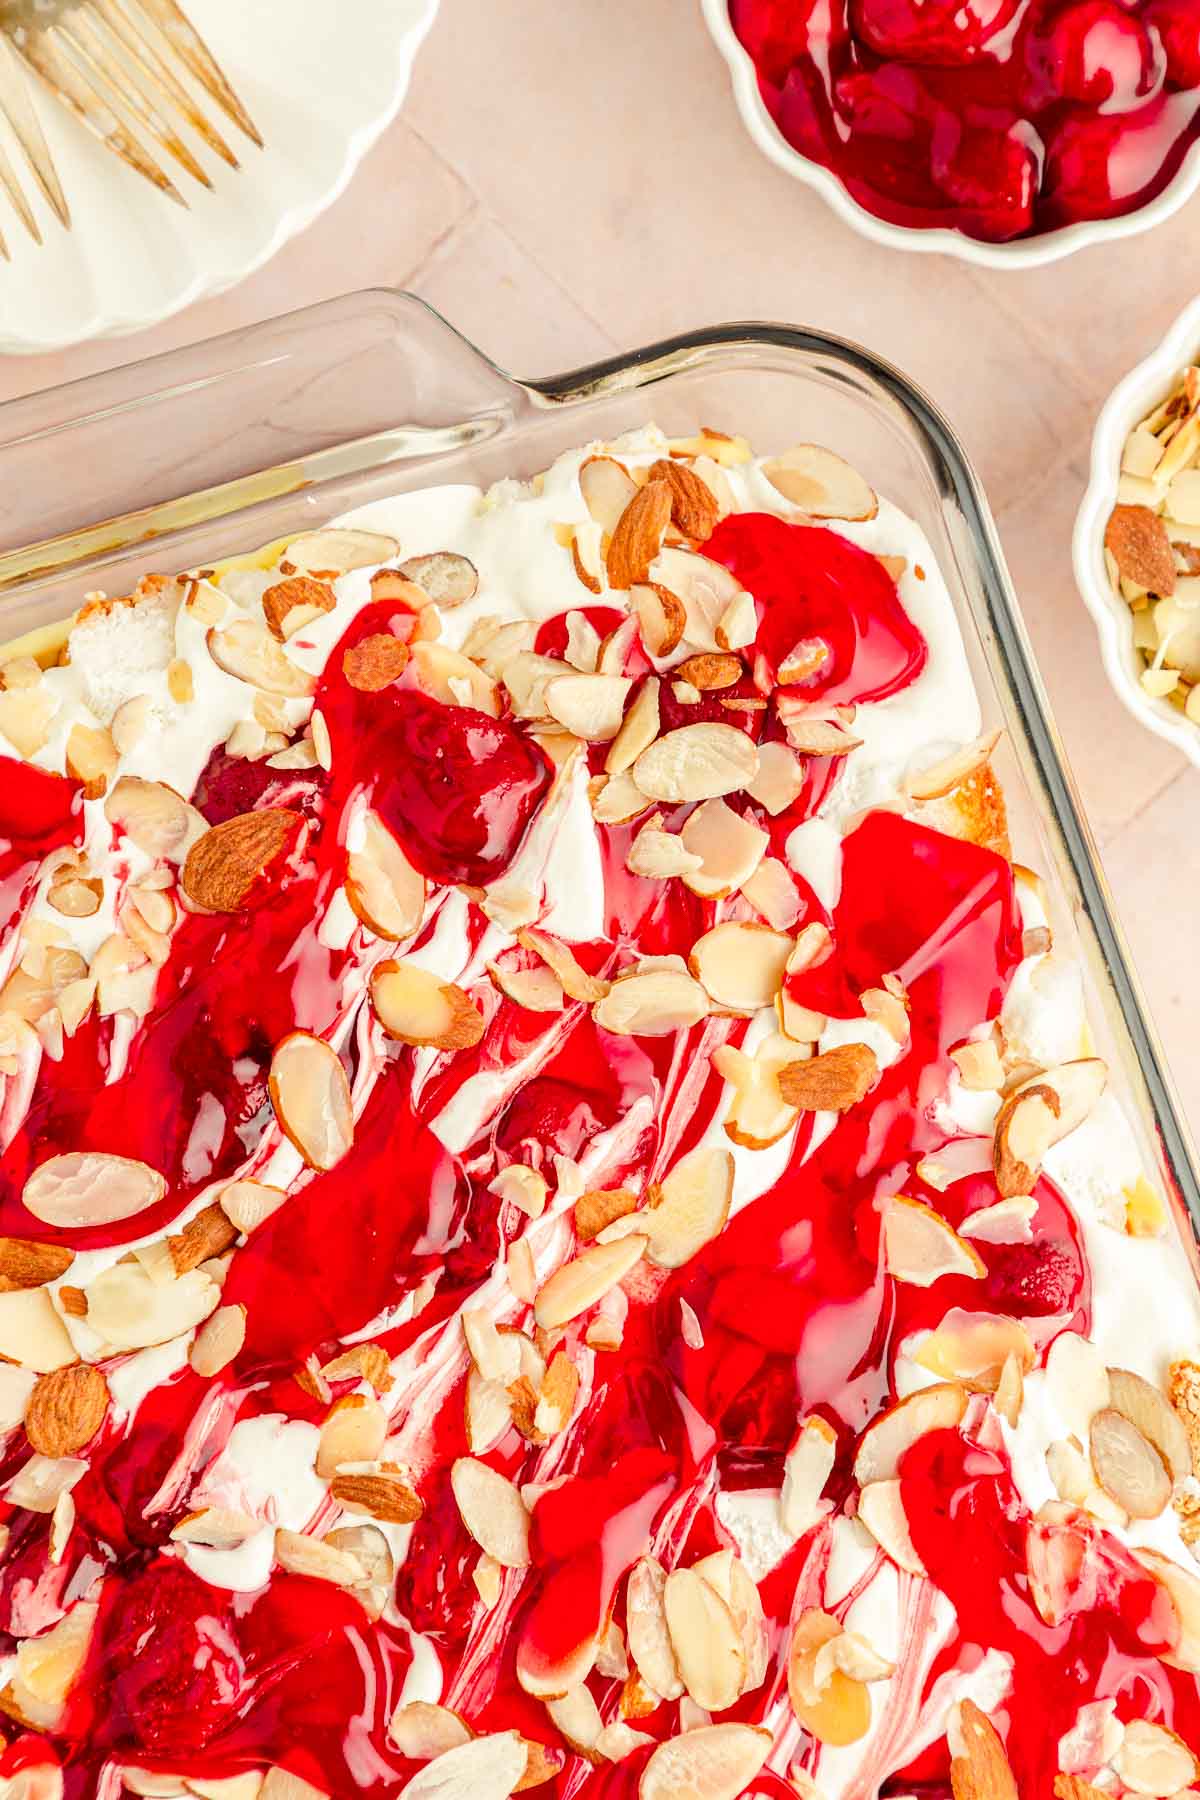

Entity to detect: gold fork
[0,0,261,209]
[0,32,68,255]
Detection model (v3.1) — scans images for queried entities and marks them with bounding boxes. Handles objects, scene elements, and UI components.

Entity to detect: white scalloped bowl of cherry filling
[704,0,1200,263]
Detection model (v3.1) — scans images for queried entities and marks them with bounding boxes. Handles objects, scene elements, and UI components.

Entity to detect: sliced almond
[451,1457,531,1568]
[882,1196,986,1287]
[345,812,425,941]
[627,814,702,881]
[65,724,117,800]
[389,1701,473,1760]
[1137,1546,1200,1672]
[949,1699,1018,1800]
[787,1610,870,1747]
[219,1179,287,1235]
[692,1549,768,1696]
[1105,505,1177,597]
[1107,1367,1191,1485]
[606,677,661,776]
[678,798,767,898]
[782,713,863,757]
[534,1233,647,1330]
[12,1599,96,1720]
[190,1303,246,1377]
[627,1555,684,1700]
[397,1733,533,1800]
[651,547,749,653]
[268,1031,354,1170]
[993,1059,1107,1196]
[688,921,791,1013]
[711,1037,800,1150]
[1089,1408,1171,1519]
[663,1566,746,1711]
[593,967,709,1036]
[182,809,303,912]
[638,1724,771,1800]
[104,776,206,864]
[780,1414,836,1538]
[951,1036,1005,1091]
[607,481,673,590]
[343,634,409,692]
[517,928,609,1004]
[171,1507,260,1549]
[543,672,630,741]
[285,528,397,576]
[23,1151,165,1229]
[575,1187,638,1243]
[370,961,485,1051]
[763,446,878,521]
[591,771,653,826]
[853,1382,968,1483]
[399,552,479,608]
[25,1365,108,1456]
[777,1042,877,1113]
[643,1147,733,1270]
[633,723,758,804]
[262,576,335,641]
[739,856,800,930]
[632,582,687,657]
[579,456,638,532]
[316,1392,388,1478]
[1112,1719,1198,1796]
[904,729,1002,802]
[208,620,316,697]
[857,1478,926,1575]
[914,1311,1035,1393]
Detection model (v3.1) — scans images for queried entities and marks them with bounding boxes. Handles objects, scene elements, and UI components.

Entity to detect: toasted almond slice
[643,1147,733,1270]
[993,1059,1107,1196]
[182,809,303,913]
[783,714,863,757]
[854,1383,968,1483]
[957,1196,1036,1245]
[593,967,709,1037]
[574,1187,638,1244]
[1105,505,1177,597]
[662,1567,745,1711]
[65,724,117,800]
[104,776,207,864]
[692,1549,768,1696]
[1107,1367,1191,1485]
[544,1685,604,1757]
[1089,1408,1171,1519]
[994,1351,1025,1427]
[781,1414,836,1537]
[712,1038,800,1150]
[904,729,1002,801]
[219,1179,287,1235]
[411,642,499,716]
[515,928,608,1003]
[627,1555,684,1701]
[777,1042,877,1112]
[949,1699,1018,1800]
[787,1610,871,1747]
[857,1479,926,1575]
[590,771,653,825]
[607,677,661,776]
[678,798,767,899]
[12,1599,97,1718]
[1112,1719,1198,1796]
[389,1701,473,1760]
[813,1630,894,1689]
[534,1234,648,1330]
[915,1310,1035,1393]
[633,723,758,804]
[316,1393,388,1478]
[451,1457,531,1568]
[399,552,479,607]
[208,620,316,697]
[84,1262,218,1354]
[632,582,687,658]
[370,960,485,1050]
[393,1733,530,1800]
[951,1036,1005,1091]
[274,1527,365,1587]
[627,814,703,880]
[688,921,791,1013]
[268,1032,353,1170]
[284,528,397,576]
[764,446,878,521]
[638,1724,771,1800]
[489,962,564,1012]
[608,482,673,590]
[676,653,741,692]
[739,856,800,931]
[1137,1546,1200,1672]
[23,1151,165,1229]
[171,1507,260,1549]
[345,812,425,941]
[651,547,749,653]
[787,921,833,974]
[882,1196,986,1287]
[190,1303,247,1377]
[580,456,638,532]
[262,575,336,641]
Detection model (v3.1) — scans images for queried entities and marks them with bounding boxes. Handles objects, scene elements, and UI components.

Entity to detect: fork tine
[0,134,42,244]
[0,35,69,229]
[91,0,238,170]
[19,24,185,204]
[128,0,261,147]
[66,4,213,188]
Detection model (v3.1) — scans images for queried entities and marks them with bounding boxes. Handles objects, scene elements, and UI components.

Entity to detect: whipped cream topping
[0,426,1195,1799]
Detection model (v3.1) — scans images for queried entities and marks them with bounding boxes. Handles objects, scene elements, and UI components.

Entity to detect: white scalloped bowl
[0,0,440,354]
[1074,294,1200,766]
[701,0,1200,271]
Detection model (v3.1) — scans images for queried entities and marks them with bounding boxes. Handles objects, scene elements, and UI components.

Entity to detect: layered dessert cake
[0,426,1197,1799]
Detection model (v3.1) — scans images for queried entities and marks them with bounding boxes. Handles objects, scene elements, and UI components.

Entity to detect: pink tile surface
[0,0,1194,1141]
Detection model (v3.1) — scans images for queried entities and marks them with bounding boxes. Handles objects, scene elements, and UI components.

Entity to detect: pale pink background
[1,0,1197,1136]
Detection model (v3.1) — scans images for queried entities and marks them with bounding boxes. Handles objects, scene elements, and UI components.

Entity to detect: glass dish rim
[0,290,1195,1234]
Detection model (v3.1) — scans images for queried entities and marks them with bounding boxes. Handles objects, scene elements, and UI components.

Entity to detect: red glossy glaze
[730,0,1200,241]
[0,518,1168,1797]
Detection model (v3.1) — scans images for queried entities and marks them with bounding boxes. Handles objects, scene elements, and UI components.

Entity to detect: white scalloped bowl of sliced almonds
[1075,293,1200,765]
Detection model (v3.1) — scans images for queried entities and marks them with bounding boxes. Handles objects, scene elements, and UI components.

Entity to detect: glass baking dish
[0,287,1195,1257]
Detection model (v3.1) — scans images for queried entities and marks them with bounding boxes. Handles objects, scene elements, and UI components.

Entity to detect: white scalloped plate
[1074,293,1200,767]
[0,0,440,354]
[701,0,1200,270]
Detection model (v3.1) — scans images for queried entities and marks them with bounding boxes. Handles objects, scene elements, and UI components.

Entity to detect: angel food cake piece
[0,428,1196,1800]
